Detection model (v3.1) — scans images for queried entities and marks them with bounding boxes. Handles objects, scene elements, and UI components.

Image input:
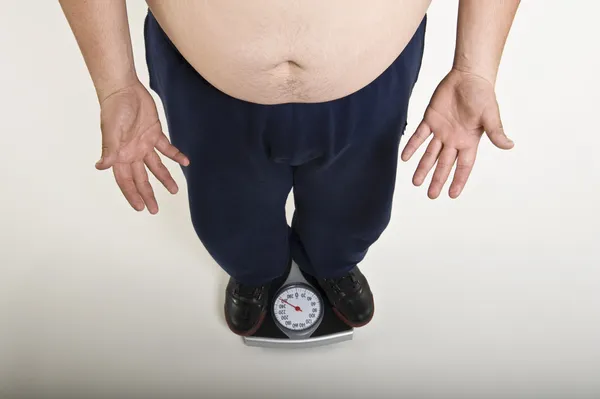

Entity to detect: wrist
[95,69,140,104]
[452,54,498,86]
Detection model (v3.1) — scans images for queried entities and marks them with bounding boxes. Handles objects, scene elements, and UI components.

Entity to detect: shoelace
[327,273,361,293]
[234,284,264,300]
[233,284,265,319]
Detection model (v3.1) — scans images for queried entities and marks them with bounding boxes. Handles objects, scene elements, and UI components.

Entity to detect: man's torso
[145,0,431,104]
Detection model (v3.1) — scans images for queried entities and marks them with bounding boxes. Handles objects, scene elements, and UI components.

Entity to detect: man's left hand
[401,68,514,199]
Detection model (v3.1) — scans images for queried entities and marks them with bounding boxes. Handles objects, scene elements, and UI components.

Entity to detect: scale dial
[272,283,323,333]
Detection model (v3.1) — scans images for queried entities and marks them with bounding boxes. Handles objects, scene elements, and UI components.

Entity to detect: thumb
[482,101,514,150]
[95,128,120,170]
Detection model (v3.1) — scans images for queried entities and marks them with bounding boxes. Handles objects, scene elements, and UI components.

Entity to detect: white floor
[1,1,599,398]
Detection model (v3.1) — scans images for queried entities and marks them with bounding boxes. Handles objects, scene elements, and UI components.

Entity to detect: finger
[412,137,443,186]
[113,163,145,211]
[401,121,432,162]
[132,161,159,215]
[482,101,514,150]
[428,146,458,199]
[449,147,477,199]
[96,124,121,171]
[155,133,190,166]
[96,139,120,171]
[145,151,179,194]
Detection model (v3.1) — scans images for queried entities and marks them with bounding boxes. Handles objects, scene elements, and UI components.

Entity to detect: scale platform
[242,263,354,348]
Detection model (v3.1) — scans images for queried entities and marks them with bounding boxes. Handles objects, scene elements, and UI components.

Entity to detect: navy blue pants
[144,12,427,286]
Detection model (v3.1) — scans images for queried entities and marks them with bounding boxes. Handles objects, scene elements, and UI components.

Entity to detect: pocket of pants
[143,11,159,93]
[412,14,427,90]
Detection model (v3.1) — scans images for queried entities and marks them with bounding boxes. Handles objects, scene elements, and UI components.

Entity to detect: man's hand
[59,1,189,214]
[401,68,514,199]
[96,81,190,214]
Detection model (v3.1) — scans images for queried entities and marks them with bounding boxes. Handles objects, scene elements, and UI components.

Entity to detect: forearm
[58,0,138,102]
[453,0,520,86]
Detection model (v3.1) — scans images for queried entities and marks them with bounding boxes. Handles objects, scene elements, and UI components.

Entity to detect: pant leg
[290,16,427,279]
[144,12,293,285]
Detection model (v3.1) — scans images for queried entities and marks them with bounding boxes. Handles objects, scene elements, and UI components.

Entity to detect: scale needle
[280,298,303,312]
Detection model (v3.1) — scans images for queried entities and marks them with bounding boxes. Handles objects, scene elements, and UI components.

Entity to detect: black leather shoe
[317,266,375,327]
[224,278,271,336]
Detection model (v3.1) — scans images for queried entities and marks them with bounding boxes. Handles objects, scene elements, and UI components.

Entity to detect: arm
[58,0,189,214]
[402,1,520,199]
[453,0,521,86]
[58,0,138,102]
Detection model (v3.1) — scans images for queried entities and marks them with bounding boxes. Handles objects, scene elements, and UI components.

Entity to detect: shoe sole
[224,305,267,337]
[331,297,375,328]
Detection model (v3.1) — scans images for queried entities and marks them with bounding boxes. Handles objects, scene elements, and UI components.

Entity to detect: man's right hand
[96,81,190,214]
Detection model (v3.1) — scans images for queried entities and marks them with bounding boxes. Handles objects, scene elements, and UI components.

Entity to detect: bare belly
[145,0,431,104]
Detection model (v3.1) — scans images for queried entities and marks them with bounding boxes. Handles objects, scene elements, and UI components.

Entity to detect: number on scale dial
[274,285,322,331]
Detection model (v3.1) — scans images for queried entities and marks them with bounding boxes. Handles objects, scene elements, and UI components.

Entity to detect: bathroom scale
[242,261,354,348]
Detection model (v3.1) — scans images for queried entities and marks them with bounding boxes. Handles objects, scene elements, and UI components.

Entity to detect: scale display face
[273,283,323,333]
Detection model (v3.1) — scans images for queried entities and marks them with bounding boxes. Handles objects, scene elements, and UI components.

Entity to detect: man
[59,0,519,336]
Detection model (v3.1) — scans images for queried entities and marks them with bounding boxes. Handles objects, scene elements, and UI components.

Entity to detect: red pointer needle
[280,298,303,312]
